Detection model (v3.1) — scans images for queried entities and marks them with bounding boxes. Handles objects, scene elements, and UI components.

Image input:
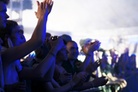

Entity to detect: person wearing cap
[62,38,101,74]
[62,40,108,91]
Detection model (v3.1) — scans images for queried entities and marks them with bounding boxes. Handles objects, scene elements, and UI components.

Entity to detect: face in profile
[66,41,79,60]
[57,47,68,61]
[10,25,26,46]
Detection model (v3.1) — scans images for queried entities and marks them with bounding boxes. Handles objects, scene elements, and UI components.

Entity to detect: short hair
[0,0,10,4]
[0,20,18,47]
[4,20,18,35]
[60,34,72,45]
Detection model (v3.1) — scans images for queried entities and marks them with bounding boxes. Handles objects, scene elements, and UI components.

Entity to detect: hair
[0,20,18,47]
[60,34,72,45]
[5,20,18,35]
[66,40,77,45]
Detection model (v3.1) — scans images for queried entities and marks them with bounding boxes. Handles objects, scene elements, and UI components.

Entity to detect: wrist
[38,15,48,22]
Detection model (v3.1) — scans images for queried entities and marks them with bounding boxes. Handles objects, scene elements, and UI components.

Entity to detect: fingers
[45,0,53,6]
[43,0,47,9]
[36,1,40,6]
[47,0,51,4]
[37,0,52,9]
[50,1,54,6]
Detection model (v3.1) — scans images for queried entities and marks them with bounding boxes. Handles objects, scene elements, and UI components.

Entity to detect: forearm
[32,47,59,78]
[52,81,76,92]
[31,15,48,44]
[2,40,42,64]
[51,79,60,88]
[81,55,91,71]
[34,54,55,78]
[1,15,48,64]
[80,53,94,71]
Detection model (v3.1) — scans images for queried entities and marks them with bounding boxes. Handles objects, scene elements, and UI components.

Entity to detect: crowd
[0,0,137,92]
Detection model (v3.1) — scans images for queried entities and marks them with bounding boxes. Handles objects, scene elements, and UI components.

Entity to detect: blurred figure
[62,40,108,91]
[0,0,54,91]
[0,0,9,91]
[28,36,88,92]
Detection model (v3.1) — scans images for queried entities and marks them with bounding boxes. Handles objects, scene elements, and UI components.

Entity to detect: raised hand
[35,0,53,19]
[50,37,65,52]
[88,40,101,52]
[47,0,54,14]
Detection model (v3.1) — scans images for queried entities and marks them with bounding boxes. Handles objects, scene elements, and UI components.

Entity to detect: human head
[60,34,72,45]
[66,40,79,60]
[79,38,95,54]
[1,20,26,47]
[0,1,9,28]
[56,46,68,62]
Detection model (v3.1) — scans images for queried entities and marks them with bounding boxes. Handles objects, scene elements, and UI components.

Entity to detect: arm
[45,72,88,92]
[19,37,64,79]
[51,79,60,88]
[79,40,101,71]
[73,76,108,91]
[2,0,53,64]
[79,53,94,72]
